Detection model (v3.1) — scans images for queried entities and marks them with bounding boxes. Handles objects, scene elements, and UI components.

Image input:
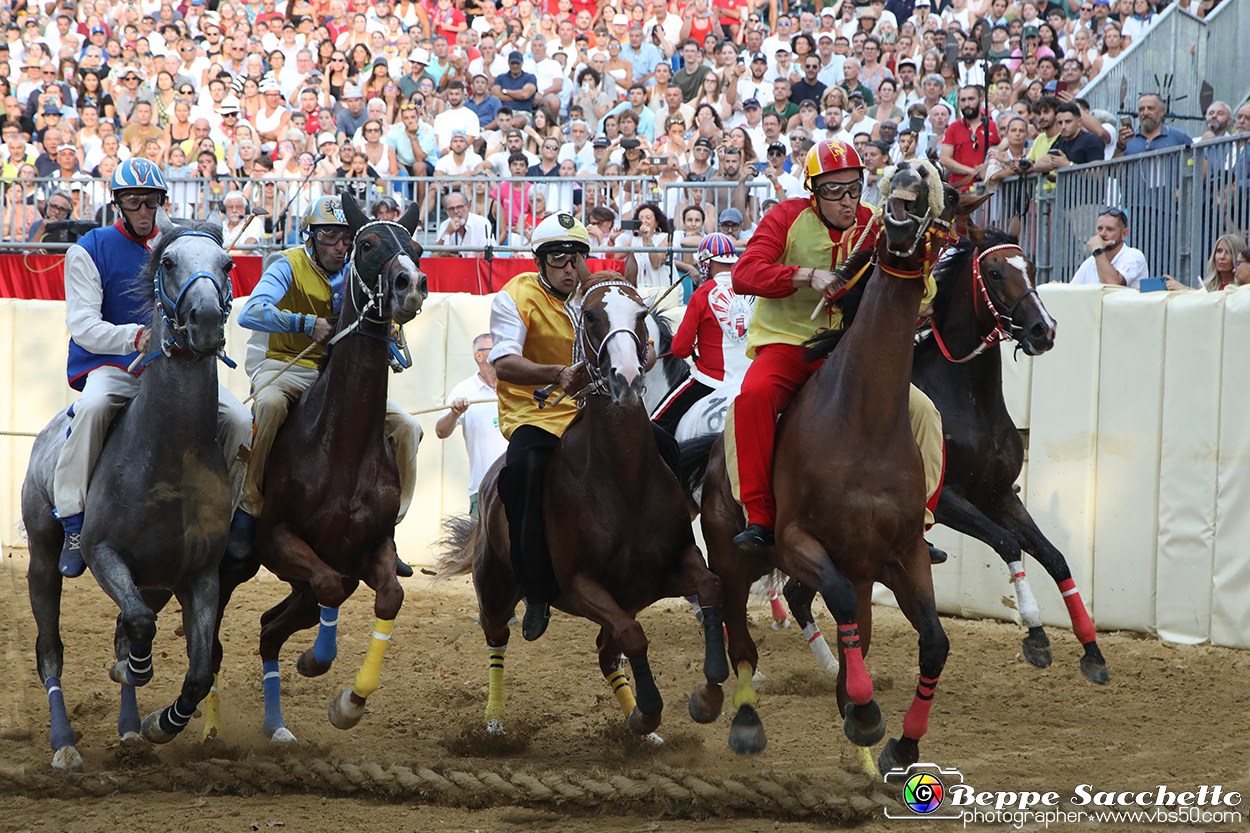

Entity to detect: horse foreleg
[112,589,172,738]
[90,544,157,690]
[660,544,730,727]
[781,578,839,677]
[567,574,661,736]
[328,538,405,731]
[937,489,1052,662]
[879,542,949,775]
[27,542,79,772]
[997,496,1109,685]
[473,534,518,734]
[779,525,884,749]
[596,628,637,719]
[142,571,219,744]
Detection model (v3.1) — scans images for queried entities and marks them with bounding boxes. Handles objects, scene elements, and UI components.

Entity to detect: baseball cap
[817,32,834,42]
[718,207,743,224]
[767,141,787,154]
[592,136,610,147]
[318,132,337,145]
[819,7,835,16]
[798,99,818,109]
[260,79,281,93]
[57,143,77,153]
[612,13,628,25]
[43,102,62,114]
[914,0,931,6]
[694,137,714,149]
[508,50,524,64]
[742,98,762,110]
[342,85,362,98]
[90,25,106,34]
[1023,25,1040,36]
[505,128,524,139]
[898,58,916,69]
[749,52,767,63]
[409,47,430,64]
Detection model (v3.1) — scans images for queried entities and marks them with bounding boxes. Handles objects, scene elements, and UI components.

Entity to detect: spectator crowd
[0,0,1245,285]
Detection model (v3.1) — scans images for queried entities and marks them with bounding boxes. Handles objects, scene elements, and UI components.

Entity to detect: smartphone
[1055,80,1068,93]
[1120,115,1133,128]
[910,115,926,134]
[620,220,641,231]
[1139,276,1167,292]
[648,155,667,166]
[1047,148,1061,155]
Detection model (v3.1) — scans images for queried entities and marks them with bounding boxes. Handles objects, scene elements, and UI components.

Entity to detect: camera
[620,220,641,231]
[1016,157,1032,170]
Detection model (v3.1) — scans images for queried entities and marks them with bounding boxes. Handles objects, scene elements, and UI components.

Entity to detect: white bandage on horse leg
[1009,560,1042,628]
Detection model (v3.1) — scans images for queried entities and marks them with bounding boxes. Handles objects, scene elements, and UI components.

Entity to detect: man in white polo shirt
[1070,207,1149,289]
[436,333,508,516]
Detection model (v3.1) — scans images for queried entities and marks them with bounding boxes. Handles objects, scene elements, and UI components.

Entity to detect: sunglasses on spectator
[312,227,350,245]
[116,193,165,210]
[45,202,71,216]
[1099,206,1127,219]
[814,180,864,201]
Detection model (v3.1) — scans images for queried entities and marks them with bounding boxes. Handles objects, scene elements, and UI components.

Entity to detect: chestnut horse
[785,225,1110,685]
[690,163,958,774]
[206,193,427,742]
[438,272,727,739]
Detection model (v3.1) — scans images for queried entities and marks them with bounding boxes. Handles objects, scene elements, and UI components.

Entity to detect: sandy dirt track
[1,548,1247,833]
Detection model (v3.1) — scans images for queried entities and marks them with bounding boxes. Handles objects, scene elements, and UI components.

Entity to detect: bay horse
[784,225,1110,685]
[690,163,957,774]
[22,214,239,770]
[205,193,426,743]
[437,272,727,739]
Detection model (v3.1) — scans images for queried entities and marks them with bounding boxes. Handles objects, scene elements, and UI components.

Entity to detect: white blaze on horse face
[1006,254,1057,331]
[601,286,644,385]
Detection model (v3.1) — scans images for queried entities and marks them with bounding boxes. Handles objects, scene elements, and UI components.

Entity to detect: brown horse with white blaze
[692,162,959,774]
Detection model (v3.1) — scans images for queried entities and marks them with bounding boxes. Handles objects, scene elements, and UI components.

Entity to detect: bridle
[569,280,648,401]
[928,243,1039,364]
[153,229,236,367]
[344,219,413,326]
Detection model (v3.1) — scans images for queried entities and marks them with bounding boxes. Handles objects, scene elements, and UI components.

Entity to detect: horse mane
[931,227,1020,295]
[131,217,226,328]
[649,310,690,391]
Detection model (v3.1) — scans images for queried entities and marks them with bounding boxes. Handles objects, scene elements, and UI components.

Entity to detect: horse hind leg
[258,586,322,742]
[878,541,950,775]
[782,578,840,676]
[142,573,219,744]
[205,556,261,740]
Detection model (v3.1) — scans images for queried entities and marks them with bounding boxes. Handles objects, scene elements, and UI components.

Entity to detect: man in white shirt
[524,35,564,110]
[433,131,484,177]
[737,54,775,108]
[814,34,845,89]
[556,119,595,168]
[435,189,496,255]
[481,128,539,175]
[435,333,509,517]
[433,80,482,155]
[1069,208,1149,289]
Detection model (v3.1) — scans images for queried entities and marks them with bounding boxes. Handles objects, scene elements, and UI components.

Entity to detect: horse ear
[152,206,176,247]
[965,221,986,247]
[956,192,993,217]
[205,210,224,239]
[398,201,421,236]
[939,184,962,222]
[340,192,368,233]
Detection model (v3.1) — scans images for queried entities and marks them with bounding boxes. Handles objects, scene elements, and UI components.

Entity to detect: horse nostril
[395,273,410,291]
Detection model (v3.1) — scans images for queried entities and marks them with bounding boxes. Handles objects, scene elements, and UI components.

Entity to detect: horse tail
[433,514,480,580]
[678,433,719,500]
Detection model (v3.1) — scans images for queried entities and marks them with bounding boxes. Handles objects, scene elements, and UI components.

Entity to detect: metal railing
[1080,0,1250,129]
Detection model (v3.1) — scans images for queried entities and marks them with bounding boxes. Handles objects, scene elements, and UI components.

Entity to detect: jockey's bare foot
[926,540,948,565]
[732,523,775,554]
[396,558,414,578]
[521,597,550,641]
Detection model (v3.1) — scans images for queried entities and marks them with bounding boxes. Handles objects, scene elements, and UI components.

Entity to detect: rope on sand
[0,757,903,821]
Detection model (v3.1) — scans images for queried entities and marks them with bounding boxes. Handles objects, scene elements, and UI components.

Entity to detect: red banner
[0,254,627,300]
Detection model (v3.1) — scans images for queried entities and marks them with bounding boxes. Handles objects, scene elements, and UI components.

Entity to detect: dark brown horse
[690,162,958,774]
[784,224,1110,685]
[438,272,727,738]
[205,193,427,742]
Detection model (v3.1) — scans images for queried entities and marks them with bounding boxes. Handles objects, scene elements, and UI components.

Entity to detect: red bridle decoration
[929,243,1029,364]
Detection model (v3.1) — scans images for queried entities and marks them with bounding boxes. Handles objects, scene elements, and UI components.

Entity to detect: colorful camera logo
[902,772,945,814]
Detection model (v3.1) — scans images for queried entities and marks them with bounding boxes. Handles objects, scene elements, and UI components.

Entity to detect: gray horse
[22,212,238,771]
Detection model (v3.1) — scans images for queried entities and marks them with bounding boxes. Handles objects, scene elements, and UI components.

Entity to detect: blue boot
[223,508,256,570]
[57,513,85,578]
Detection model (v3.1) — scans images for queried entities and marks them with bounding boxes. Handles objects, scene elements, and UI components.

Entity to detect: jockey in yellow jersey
[726,139,948,562]
[489,212,682,641]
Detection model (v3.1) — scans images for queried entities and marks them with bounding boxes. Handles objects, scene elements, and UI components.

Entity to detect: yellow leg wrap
[732,661,758,710]
[486,647,506,724]
[201,674,221,740]
[351,618,394,699]
[857,745,881,778]
[605,667,636,717]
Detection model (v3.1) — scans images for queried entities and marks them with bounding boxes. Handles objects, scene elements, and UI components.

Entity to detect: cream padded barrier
[1024,284,1107,628]
[1091,291,1168,633]
[1211,287,1250,649]
[1000,342,1033,430]
[1155,291,1224,644]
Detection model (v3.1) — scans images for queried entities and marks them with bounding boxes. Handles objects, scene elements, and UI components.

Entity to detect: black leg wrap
[158,696,194,738]
[701,606,729,685]
[628,655,663,717]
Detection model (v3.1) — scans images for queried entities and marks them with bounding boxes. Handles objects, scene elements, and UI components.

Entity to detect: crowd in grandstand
[0,0,1244,281]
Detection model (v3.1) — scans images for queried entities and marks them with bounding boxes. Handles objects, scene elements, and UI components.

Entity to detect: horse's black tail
[433,514,480,580]
[679,433,719,501]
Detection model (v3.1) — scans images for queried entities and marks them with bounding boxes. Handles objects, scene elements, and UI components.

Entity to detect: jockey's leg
[650,422,683,480]
[908,384,948,564]
[52,366,142,578]
[725,344,821,551]
[651,378,714,436]
[496,425,561,641]
[383,400,423,578]
[216,385,254,568]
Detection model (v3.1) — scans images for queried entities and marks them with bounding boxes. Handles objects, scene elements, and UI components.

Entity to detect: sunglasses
[1099,206,1127,219]
[312,227,350,245]
[814,180,864,201]
[116,192,165,210]
[45,202,71,215]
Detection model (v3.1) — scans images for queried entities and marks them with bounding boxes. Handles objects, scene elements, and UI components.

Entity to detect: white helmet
[530,212,591,256]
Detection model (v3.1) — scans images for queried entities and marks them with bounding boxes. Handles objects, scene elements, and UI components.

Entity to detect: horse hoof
[878,736,920,774]
[728,705,767,755]
[1022,630,1052,668]
[687,683,723,724]
[269,727,297,744]
[328,689,366,730]
[1080,655,1110,685]
[51,746,83,773]
[141,711,178,744]
[486,718,505,736]
[108,660,151,688]
[120,731,142,742]
[843,700,887,747]
[627,706,662,736]
[771,619,791,630]
[296,648,331,678]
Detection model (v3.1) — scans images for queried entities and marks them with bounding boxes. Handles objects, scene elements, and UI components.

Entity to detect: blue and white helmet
[696,232,738,278]
[111,157,168,194]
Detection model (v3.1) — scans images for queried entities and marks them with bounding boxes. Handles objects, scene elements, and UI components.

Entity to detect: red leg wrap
[768,591,787,623]
[1058,579,1096,644]
[902,674,939,740]
[838,624,873,705]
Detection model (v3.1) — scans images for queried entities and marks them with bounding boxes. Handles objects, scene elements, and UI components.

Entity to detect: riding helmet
[111,157,168,196]
[530,212,591,257]
[803,138,864,194]
[696,232,738,277]
[303,194,349,233]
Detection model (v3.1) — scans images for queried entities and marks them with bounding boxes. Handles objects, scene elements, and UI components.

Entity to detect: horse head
[964,219,1057,356]
[577,271,650,409]
[340,193,428,325]
[147,208,234,357]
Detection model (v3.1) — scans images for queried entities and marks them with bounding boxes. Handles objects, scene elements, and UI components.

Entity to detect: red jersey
[672,273,755,384]
[942,116,999,192]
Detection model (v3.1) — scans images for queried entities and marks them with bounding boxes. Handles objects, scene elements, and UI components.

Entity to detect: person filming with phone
[1069,207,1148,289]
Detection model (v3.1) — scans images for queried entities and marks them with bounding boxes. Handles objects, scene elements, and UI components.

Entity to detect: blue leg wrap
[125,644,153,686]
[45,677,75,751]
[261,659,285,737]
[157,695,195,738]
[313,605,339,666]
[118,685,141,737]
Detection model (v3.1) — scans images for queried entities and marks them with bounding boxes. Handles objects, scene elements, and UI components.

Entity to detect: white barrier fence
[3,284,1249,648]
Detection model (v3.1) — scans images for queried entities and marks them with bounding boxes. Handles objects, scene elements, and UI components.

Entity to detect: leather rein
[928,243,1038,364]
